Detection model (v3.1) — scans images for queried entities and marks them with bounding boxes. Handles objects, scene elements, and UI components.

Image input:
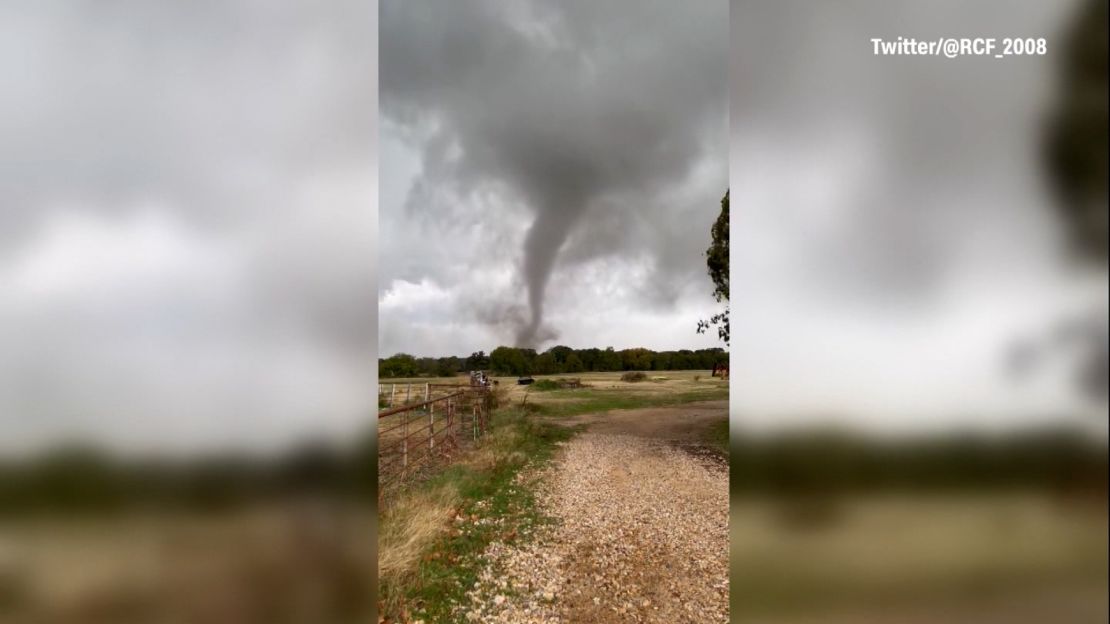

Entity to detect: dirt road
[458,401,729,623]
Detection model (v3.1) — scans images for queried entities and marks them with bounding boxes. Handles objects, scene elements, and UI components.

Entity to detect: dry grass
[377,411,531,615]
[377,409,576,621]
[0,505,374,623]
[378,483,460,592]
[382,370,726,406]
[731,493,1109,620]
[377,388,523,601]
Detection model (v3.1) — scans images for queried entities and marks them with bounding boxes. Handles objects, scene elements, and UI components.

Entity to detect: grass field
[0,504,375,622]
[377,369,728,622]
[379,369,729,417]
[731,493,1108,622]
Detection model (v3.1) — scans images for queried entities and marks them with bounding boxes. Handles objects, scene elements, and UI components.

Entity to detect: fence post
[446,399,454,449]
[402,409,408,470]
[425,383,430,402]
[390,384,396,407]
[406,383,411,404]
[447,398,454,444]
[429,401,435,453]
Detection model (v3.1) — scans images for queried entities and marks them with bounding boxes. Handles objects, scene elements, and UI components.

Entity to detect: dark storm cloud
[380,0,728,348]
[0,1,375,454]
[729,0,1107,426]
[732,0,1075,305]
[2,2,372,246]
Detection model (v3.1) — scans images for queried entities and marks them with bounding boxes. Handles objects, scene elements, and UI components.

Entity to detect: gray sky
[0,2,377,455]
[730,0,1108,434]
[378,0,729,357]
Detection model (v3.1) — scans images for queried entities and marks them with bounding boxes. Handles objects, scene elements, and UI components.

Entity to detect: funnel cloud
[380,0,728,351]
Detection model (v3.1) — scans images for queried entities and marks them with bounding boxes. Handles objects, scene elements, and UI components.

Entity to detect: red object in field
[711,363,729,380]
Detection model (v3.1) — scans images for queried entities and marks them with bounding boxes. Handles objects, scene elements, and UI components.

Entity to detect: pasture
[0,505,375,622]
[379,369,729,417]
[731,493,1108,622]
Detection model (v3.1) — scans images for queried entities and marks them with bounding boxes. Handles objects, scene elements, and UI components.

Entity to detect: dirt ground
[458,401,729,623]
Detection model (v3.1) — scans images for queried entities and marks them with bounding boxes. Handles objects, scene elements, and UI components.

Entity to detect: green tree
[577,348,601,371]
[565,352,584,373]
[379,353,418,378]
[549,345,573,369]
[599,347,622,371]
[436,356,461,377]
[1044,0,1108,262]
[698,190,729,345]
[519,348,537,375]
[533,352,557,375]
[1039,0,1108,402]
[620,348,654,371]
[490,346,526,376]
[465,350,491,370]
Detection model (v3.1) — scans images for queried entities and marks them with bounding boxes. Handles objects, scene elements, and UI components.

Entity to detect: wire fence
[378,381,486,408]
[378,386,492,498]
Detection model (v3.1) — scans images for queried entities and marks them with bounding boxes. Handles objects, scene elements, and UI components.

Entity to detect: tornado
[381,0,728,349]
[517,205,587,347]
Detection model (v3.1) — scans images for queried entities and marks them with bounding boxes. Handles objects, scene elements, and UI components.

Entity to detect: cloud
[0,1,376,455]
[729,0,1107,431]
[379,0,728,352]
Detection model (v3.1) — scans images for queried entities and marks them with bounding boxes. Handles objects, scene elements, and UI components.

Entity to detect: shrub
[620,371,648,382]
[531,379,561,391]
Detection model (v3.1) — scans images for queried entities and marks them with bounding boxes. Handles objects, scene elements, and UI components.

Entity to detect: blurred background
[0,2,377,622]
[731,0,1107,621]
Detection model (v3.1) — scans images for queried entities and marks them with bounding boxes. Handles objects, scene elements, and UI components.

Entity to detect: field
[731,493,1108,623]
[0,504,375,622]
[379,369,729,417]
[377,369,730,622]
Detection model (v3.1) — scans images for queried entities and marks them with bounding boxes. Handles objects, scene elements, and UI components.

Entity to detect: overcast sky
[730,0,1108,434]
[378,0,729,358]
[0,2,376,455]
[4,1,1103,453]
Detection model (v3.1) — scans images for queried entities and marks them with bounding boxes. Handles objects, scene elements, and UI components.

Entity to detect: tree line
[378,346,728,379]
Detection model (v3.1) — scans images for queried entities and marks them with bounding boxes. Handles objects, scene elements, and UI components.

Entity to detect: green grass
[705,418,729,456]
[523,386,728,418]
[380,410,578,623]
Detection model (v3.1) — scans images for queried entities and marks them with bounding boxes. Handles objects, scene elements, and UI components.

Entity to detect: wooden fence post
[429,401,435,452]
[446,399,454,449]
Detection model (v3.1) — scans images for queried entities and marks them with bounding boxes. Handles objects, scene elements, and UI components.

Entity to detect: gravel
[457,432,729,623]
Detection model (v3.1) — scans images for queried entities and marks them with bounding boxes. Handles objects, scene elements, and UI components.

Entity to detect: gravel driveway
[458,404,729,623]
